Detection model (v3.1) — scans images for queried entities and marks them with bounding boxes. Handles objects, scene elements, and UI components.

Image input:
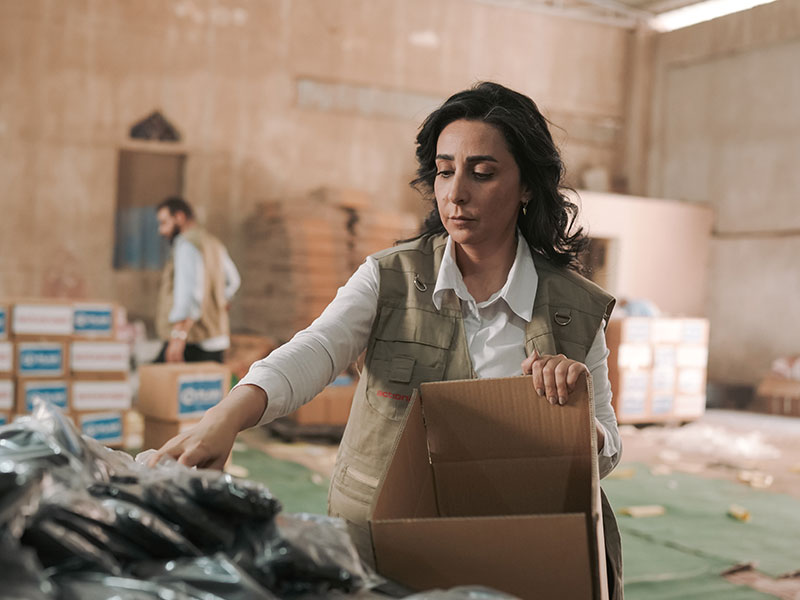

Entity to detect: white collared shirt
[238,235,620,471]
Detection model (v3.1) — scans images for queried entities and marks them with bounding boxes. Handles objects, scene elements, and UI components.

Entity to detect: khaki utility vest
[328,233,623,598]
[156,227,230,344]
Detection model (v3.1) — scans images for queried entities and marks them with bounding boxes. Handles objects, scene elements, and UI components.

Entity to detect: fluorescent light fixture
[649,0,778,32]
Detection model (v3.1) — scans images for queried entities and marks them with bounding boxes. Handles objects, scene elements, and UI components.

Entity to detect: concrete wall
[578,191,713,318]
[644,0,800,384]
[0,0,632,330]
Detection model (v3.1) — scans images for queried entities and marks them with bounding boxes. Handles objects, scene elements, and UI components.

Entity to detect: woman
[150,82,623,598]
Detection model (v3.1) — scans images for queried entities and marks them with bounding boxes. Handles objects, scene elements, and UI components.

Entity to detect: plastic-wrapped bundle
[129,553,280,600]
[237,513,370,595]
[0,461,43,538]
[0,532,58,600]
[88,465,281,553]
[404,587,521,599]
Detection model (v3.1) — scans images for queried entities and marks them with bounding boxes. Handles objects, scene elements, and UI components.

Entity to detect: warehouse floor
[227,410,800,600]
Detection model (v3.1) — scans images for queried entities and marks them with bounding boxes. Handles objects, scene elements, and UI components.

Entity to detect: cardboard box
[680,319,709,345]
[370,375,608,599]
[0,379,14,411]
[606,317,651,345]
[70,341,130,376]
[16,341,68,378]
[0,304,7,339]
[754,375,800,416]
[652,345,677,367]
[16,379,70,414]
[71,379,132,411]
[0,411,12,426]
[73,411,126,447]
[609,368,650,420]
[677,368,706,395]
[0,341,13,375]
[142,417,200,451]
[651,318,683,344]
[616,343,652,369]
[650,366,676,392]
[11,301,74,338]
[72,302,117,340]
[288,379,356,426]
[650,392,675,415]
[676,345,708,368]
[138,362,231,420]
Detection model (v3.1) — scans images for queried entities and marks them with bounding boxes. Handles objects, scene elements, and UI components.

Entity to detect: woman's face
[434,119,527,252]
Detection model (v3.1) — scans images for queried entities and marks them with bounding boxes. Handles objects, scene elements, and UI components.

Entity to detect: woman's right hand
[146,384,268,470]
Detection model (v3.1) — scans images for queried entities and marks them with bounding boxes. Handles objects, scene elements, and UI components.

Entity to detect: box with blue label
[71,379,132,411]
[0,341,13,375]
[73,411,126,447]
[11,301,74,339]
[0,379,14,411]
[16,342,68,378]
[0,304,8,340]
[72,303,117,340]
[0,411,11,426]
[138,362,231,421]
[16,379,70,413]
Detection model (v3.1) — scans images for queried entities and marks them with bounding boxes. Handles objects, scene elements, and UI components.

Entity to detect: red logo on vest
[377,390,411,402]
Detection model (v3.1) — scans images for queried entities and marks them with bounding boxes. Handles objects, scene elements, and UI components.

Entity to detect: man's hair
[157,196,194,219]
[409,81,588,271]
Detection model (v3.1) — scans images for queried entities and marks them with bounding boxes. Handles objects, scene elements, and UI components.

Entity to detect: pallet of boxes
[0,299,133,447]
[606,316,709,424]
[137,362,231,454]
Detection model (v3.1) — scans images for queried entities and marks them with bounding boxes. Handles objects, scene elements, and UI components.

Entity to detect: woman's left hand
[521,350,588,406]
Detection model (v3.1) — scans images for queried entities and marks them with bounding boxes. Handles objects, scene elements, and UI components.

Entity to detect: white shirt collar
[432,233,538,321]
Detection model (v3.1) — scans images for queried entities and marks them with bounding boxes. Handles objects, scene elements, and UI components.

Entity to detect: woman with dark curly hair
[150,81,623,597]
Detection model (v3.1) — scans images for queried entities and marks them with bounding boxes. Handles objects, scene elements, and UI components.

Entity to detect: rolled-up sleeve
[585,323,622,478]
[236,258,379,426]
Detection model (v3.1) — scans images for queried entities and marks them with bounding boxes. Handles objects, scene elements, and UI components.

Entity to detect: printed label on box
[681,320,708,344]
[0,380,14,410]
[652,345,677,367]
[619,392,646,416]
[177,374,225,417]
[24,381,68,412]
[78,412,123,445]
[71,342,129,372]
[651,393,674,415]
[622,318,651,343]
[13,304,73,336]
[0,413,8,426]
[0,342,13,372]
[0,307,6,337]
[72,381,132,411]
[651,367,676,392]
[73,304,114,337]
[19,344,64,377]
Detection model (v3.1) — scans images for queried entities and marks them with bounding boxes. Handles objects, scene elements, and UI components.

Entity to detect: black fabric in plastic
[129,553,280,600]
[0,461,43,538]
[237,513,368,595]
[0,532,58,600]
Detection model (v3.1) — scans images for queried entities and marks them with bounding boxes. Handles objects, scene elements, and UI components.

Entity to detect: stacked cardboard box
[753,356,800,416]
[607,317,709,424]
[137,362,231,451]
[286,374,357,426]
[238,188,420,343]
[0,299,132,447]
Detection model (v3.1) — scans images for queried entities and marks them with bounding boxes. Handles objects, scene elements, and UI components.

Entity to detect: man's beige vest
[156,227,230,344]
[328,233,623,598]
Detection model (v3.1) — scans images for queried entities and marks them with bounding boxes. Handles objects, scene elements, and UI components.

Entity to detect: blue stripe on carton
[0,309,6,336]
[0,415,6,425]
[19,347,64,376]
[25,383,68,412]
[178,377,224,416]
[81,415,123,442]
[73,309,113,334]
